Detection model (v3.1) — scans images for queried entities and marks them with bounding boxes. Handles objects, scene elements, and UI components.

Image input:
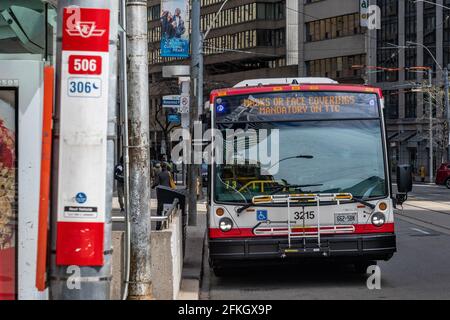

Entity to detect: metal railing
[153,198,180,230]
[112,198,180,230]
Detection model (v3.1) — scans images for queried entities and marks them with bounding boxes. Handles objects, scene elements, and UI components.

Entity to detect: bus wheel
[354,260,377,274]
[446,178,450,189]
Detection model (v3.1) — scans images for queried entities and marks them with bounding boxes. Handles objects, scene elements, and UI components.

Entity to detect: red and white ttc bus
[206,78,410,276]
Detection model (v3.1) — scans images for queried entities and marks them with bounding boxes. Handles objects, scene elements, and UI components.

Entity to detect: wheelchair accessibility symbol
[257,210,268,221]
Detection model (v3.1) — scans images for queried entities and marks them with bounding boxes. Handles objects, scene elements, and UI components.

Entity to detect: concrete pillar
[297,1,306,76]
[437,0,445,118]
[366,0,377,85]
[399,0,406,120]
[286,0,299,66]
[417,0,424,118]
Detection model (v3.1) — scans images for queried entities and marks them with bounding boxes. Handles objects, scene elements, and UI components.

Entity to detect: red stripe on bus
[209,223,395,239]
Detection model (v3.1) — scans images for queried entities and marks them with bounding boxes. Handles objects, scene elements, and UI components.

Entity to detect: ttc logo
[62,7,110,52]
[65,7,106,38]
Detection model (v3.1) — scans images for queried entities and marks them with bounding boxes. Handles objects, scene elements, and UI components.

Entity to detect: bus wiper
[351,197,376,210]
[236,184,323,214]
[269,184,324,196]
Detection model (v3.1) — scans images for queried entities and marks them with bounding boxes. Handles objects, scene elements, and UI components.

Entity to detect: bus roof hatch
[233,77,339,88]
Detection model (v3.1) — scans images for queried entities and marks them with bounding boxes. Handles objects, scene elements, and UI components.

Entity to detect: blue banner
[160,0,190,58]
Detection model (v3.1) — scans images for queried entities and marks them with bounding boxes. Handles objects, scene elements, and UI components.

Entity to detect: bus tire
[354,260,377,274]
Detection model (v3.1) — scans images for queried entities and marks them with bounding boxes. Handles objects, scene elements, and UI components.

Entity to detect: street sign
[56,7,110,266]
[162,95,181,108]
[167,113,181,124]
[180,94,190,113]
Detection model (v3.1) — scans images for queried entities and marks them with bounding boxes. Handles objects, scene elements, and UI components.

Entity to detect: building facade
[293,0,367,83]
[366,0,449,179]
[147,0,367,157]
[147,0,449,174]
[148,0,296,158]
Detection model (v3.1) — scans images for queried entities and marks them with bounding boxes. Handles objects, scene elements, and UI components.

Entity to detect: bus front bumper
[209,233,396,263]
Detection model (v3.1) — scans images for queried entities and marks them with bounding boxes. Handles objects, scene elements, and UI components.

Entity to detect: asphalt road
[408,183,450,202]
[201,184,450,300]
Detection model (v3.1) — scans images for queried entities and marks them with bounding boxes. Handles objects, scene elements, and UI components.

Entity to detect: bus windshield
[213,91,387,204]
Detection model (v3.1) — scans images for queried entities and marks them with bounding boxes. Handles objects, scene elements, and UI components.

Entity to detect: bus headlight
[219,218,233,232]
[371,212,386,227]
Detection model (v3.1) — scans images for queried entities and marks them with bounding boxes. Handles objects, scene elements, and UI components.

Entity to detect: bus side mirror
[396,165,413,205]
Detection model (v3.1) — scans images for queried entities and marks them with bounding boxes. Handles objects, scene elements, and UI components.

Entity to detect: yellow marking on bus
[309,86,320,90]
[216,91,228,97]
[272,87,283,91]
[291,86,300,90]
[284,249,299,253]
[253,196,273,204]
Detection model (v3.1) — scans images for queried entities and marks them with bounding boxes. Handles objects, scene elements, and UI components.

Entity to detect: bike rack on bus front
[252,193,356,253]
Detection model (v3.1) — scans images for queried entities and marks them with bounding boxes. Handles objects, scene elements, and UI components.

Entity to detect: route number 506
[69,55,102,75]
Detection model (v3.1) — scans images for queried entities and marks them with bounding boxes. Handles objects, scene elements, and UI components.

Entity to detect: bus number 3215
[294,211,315,220]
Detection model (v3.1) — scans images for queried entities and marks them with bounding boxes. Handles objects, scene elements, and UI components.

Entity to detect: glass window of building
[306,13,362,42]
[423,2,436,71]
[384,90,399,119]
[376,0,399,82]
[405,92,417,118]
[306,54,366,83]
[405,1,417,80]
[444,0,450,67]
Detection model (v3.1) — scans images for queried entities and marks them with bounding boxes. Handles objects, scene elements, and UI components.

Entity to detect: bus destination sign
[215,92,380,122]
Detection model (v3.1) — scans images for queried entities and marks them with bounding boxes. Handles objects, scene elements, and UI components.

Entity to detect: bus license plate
[334,213,357,225]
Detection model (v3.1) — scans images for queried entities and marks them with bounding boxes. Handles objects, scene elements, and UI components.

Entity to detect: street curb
[199,231,210,300]
[177,228,207,300]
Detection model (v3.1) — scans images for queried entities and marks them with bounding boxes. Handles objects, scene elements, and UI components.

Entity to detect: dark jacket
[114,162,124,183]
[152,169,171,188]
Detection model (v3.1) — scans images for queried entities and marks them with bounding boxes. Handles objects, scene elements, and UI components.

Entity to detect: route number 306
[68,78,102,98]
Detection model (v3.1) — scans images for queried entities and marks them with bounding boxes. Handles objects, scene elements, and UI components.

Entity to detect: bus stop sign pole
[51,0,118,299]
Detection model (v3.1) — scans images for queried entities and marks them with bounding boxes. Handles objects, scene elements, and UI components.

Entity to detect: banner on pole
[160,0,190,58]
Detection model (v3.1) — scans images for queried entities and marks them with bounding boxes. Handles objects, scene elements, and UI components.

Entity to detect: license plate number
[334,213,357,225]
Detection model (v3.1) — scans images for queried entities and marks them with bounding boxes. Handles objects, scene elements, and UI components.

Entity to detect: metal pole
[429,69,434,183]
[194,0,229,205]
[50,0,118,300]
[188,0,201,226]
[197,39,204,199]
[180,77,190,188]
[198,37,204,117]
[445,67,450,161]
[126,0,153,299]
[118,0,131,300]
